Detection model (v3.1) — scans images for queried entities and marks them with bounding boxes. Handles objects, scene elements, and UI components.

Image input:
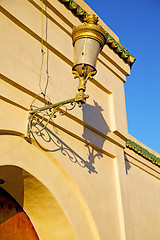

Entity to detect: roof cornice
[59,0,136,67]
[126,140,160,168]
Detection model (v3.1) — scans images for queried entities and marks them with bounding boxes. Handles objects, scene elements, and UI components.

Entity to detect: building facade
[0,0,160,239]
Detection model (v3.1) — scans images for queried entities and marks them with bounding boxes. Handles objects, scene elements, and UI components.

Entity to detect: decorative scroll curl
[28,102,76,134]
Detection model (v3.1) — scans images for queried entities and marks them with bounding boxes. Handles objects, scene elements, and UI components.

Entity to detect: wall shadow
[30,101,110,174]
[82,100,110,173]
[31,126,98,174]
[82,101,110,140]
[124,153,131,175]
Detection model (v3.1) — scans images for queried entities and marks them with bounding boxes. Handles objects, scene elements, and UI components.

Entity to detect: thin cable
[41,0,44,54]
[39,0,49,98]
[39,51,45,95]
[44,4,50,95]
[30,0,52,111]
[30,0,51,110]
[39,0,45,96]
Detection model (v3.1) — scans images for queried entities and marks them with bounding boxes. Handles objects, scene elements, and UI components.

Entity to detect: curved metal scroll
[28,102,76,134]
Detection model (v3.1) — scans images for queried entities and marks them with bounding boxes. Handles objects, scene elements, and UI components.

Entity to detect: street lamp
[26,14,107,137]
[72,14,107,106]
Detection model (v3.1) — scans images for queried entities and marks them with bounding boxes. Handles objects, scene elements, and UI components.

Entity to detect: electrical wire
[39,0,45,95]
[30,0,51,110]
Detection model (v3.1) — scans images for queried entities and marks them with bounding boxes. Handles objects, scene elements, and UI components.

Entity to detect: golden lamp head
[72,14,107,77]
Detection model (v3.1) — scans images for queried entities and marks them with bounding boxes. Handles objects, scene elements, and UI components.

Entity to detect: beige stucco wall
[124,135,160,240]
[0,1,160,240]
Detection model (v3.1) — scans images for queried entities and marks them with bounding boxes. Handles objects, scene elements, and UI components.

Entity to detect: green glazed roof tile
[69,0,78,9]
[126,140,160,168]
[76,6,86,16]
[59,0,136,67]
[60,0,88,18]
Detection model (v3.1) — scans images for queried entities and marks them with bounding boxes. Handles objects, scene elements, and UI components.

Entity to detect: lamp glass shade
[73,37,100,76]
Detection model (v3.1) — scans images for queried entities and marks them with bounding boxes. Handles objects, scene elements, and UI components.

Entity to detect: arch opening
[0,165,76,240]
[0,134,100,240]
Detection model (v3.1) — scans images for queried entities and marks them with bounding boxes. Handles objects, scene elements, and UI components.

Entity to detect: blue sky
[84,0,160,153]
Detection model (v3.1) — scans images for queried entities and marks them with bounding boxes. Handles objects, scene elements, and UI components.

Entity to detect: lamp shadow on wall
[31,126,97,174]
[31,101,110,174]
[81,100,110,173]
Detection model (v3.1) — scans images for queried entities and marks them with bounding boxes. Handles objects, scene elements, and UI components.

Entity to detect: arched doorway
[0,186,39,240]
[0,134,100,240]
[0,165,76,240]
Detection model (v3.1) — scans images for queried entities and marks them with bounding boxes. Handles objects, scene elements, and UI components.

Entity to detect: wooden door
[0,187,39,240]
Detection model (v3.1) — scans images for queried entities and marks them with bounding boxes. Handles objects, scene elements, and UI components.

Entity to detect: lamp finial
[85,14,99,24]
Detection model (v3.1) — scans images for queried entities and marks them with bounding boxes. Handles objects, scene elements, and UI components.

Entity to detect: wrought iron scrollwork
[28,101,76,135]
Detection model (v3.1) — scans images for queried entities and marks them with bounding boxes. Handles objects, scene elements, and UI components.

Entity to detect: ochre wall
[124,136,160,240]
[1,1,160,240]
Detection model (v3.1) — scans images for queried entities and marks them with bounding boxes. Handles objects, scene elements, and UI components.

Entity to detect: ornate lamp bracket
[26,86,90,138]
[26,14,106,138]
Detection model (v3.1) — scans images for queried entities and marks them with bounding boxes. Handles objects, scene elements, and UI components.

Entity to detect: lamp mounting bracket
[26,92,89,138]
